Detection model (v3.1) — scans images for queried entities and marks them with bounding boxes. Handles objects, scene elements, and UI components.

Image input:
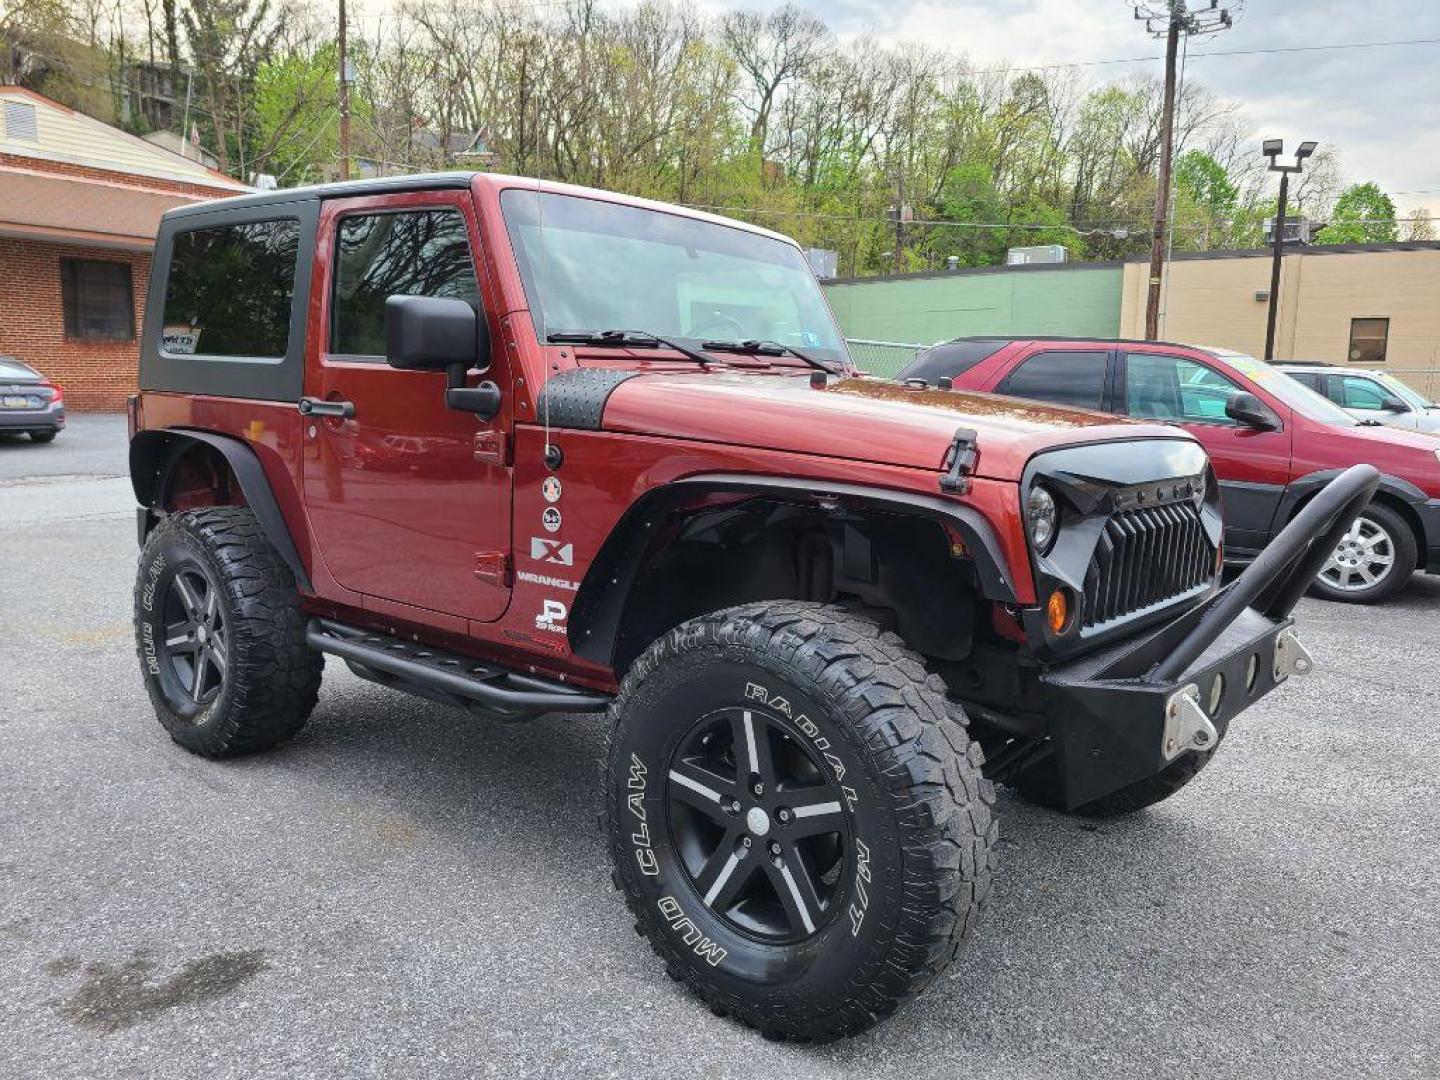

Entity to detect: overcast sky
[699,0,1440,216]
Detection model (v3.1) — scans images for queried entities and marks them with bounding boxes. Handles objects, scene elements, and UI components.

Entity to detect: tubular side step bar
[305,618,612,720]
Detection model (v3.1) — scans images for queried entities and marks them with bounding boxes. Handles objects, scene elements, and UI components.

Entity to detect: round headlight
[1026,485,1058,553]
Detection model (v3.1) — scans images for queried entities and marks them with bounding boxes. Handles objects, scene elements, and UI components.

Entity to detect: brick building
[0,87,248,410]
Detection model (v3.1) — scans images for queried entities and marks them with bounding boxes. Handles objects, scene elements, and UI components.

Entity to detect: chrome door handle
[298,397,355,419]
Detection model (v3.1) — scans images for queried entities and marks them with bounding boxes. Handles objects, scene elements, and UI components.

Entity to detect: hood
[598,371,1193,482]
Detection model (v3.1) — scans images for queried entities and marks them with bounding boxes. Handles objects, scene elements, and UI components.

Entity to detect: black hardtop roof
[164,172,479,221]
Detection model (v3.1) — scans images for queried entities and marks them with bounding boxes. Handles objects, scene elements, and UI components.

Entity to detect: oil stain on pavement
[51,948,268,1033]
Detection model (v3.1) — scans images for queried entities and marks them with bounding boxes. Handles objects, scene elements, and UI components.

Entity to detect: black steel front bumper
[1028,464,1380,810]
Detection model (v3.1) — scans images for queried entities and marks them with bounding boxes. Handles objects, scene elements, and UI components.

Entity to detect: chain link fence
[844,338,927,379]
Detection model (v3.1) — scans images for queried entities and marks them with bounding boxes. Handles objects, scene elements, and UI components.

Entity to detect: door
[301,191,513,621]
[1118,351,1292,551]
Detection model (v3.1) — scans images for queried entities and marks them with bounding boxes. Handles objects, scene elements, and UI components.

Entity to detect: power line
[965,34,1440,76]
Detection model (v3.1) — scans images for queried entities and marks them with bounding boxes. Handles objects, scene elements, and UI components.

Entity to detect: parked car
[125,175,1362,1041]
[901,336,1440,603]
[1275,361,1440,434]
[0,356,65,442]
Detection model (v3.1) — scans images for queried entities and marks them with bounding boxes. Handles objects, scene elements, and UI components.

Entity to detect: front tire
[604,602,996,1042]
[1310,502,1416,604]
[134,507,323,757]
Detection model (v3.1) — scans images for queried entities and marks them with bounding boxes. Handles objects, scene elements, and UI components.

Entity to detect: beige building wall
[1120,247,1440,396]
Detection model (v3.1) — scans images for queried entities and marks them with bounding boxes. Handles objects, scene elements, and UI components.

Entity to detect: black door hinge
[939,426,979,495]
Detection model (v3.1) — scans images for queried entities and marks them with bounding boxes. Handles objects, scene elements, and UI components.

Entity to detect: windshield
[1373,370,1435,409]
[501,190,849,367]
[1210,350,1362,427]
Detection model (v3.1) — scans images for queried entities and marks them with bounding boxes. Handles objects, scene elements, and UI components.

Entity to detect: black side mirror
[385,295,500,419]
[1225,391,1279,430]
[385,295,485,370]
[1379,394,1409,413]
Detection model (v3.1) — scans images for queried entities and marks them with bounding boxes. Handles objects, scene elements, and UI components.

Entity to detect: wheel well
[577,493,986,676]
[160,441,245,512]
[1285,485,1424,568]
[129,428,312,592]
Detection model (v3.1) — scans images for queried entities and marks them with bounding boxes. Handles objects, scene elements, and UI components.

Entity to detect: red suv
[901,337,1440,603]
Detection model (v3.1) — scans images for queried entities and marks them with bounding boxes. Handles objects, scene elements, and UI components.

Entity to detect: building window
[61,259,135,341]
[1348,318,1389,364]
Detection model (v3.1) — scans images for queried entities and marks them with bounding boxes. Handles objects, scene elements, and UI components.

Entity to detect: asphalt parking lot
[2,415,1437,1079]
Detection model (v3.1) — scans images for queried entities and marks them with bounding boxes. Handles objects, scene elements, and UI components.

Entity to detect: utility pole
[1134,1,1232,339]
[888,172,906,275]
[1261,139,1317,360]
[337,0,351,181]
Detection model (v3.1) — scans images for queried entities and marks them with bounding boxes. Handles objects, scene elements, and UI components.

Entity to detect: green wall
[824,264,1124,346]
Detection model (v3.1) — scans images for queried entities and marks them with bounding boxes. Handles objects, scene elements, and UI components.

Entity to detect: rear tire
[604,601,997,1042]
[134,507,322,757]
[29,430,56,443]
[1308,502,1415,604]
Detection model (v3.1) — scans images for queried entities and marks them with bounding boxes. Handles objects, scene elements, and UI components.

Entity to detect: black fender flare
[1276,467,1427,523]
[129,428,313,593]
[568,472,1019,668]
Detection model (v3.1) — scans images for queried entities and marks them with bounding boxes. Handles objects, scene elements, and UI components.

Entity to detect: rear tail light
[41,381,63,404]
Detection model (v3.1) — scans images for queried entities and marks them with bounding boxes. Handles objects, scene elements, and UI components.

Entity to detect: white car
[1276,363,1440,434]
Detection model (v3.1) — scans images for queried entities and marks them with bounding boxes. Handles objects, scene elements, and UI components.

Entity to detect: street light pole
[1263,170,1289,362]
[1261,139,1317,362]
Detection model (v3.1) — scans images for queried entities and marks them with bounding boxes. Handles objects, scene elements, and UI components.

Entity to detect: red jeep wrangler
[127,174,1371,1041]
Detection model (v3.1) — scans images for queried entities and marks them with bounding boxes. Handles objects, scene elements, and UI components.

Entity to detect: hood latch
[939,426,979,495]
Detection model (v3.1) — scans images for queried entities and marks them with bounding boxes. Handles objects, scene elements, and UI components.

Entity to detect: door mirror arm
[444,363,502,419]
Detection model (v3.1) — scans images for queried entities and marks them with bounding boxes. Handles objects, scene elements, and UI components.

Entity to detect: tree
[1316,182,1398,244]
[1402,207,1435,242]
[1175,149,1237,217]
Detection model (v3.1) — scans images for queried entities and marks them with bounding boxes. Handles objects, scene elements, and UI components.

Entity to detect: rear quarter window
[162,219,301,358]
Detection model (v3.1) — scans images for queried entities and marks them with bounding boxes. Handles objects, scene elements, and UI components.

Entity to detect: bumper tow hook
[1273,627,1314,682]
[1162,685,1220,762]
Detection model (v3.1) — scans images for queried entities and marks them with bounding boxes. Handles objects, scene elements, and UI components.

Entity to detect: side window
[1125,353,1245,424]
[162,219,300,357]
[995,350,1108,410]
[1286,371,1322,393]
[331,209,480,357]
[1335,375,1389,411]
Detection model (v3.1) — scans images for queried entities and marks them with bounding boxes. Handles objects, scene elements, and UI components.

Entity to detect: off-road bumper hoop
[1034,464,1378,809]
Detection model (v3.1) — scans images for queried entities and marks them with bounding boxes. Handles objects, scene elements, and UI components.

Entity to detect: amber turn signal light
[1046,589,1072,635]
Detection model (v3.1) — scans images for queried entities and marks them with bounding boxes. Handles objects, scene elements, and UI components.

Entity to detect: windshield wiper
[699,338,838,374]
[545,329,713,366]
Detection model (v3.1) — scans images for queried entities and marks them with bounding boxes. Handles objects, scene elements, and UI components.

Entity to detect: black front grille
[1081,501,1214,628]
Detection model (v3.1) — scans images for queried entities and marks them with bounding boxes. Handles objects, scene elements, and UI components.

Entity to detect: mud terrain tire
[134,507,322,757]
[604,601,997,1042]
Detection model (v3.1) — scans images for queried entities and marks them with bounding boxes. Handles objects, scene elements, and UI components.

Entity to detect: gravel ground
[2,415,1437,1079]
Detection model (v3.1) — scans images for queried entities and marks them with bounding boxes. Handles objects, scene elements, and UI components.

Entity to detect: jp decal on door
[542,507,562,533]
[535,599,568,633]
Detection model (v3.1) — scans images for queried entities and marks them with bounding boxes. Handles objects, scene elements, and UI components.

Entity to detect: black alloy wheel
[667,705,851,943]
[135,506,322,757]
[160,567,229,708]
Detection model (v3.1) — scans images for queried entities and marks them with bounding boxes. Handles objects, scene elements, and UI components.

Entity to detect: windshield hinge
[939,427,979,495]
